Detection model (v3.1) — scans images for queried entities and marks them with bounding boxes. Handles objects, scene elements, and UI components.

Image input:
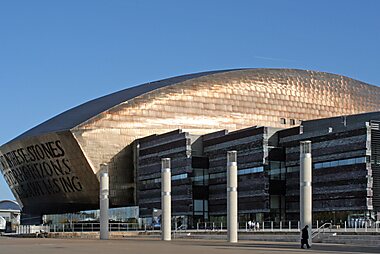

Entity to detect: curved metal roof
[11,68,379,142]
[0,200,21,211]
[14,69,234,141]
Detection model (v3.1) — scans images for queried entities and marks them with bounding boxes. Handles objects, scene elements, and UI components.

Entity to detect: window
[209,166,264,180]
[322,161,331,168]
[356,157,366,163]
[313,157,366,170]
[172,173,188,181]
[209,172,226,179]
[238,166,264,176]
[287,166,299,172]
[193,200,204,211]
[280,118,286,124]
[290,119,295,125]
[141,173,188,185]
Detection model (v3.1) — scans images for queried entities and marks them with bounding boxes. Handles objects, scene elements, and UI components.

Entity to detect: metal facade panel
[0,131,99,215]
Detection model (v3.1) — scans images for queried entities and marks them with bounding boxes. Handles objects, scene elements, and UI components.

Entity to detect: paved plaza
[0,237,379,254]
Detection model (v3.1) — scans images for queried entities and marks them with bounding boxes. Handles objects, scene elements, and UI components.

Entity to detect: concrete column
[227,151,238,243]
[99,163,109,240]
[161,158,171,241]
[300,141,312,246]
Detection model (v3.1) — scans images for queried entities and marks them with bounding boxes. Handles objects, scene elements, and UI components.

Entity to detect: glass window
[238,166,264,176]
[322,162,331,168]
[356,157,366,164]
[194,200,204,212]
[314,157,366,169]
[339,159,349,166]
[287,166,298,172]
[210,172,226,179]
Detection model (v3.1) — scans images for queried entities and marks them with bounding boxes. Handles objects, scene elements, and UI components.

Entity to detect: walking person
[301,225,311,249]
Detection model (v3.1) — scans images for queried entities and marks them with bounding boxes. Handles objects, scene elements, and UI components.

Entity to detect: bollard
[345,221,347,232]
[289,221,291,231]
[280,221,282,231]
[271,221,273,232]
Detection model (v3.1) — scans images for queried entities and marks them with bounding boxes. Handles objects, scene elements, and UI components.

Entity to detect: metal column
[99,163,109,240]
[227,151,238,243]
[161,158,171,241]
[300,141,312,246]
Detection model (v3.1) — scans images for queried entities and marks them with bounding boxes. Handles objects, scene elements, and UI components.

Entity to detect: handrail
[176,224,187,231]
[173,224,188,239]
[312,223,332,239]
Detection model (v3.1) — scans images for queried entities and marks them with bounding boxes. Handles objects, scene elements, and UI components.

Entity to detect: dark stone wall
[136,130,193,217]
[279,124,370,220]
[203,126,270,216]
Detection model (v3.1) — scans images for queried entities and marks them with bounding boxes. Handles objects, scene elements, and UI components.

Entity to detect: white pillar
[161,158,171,241]
[300,141,312,246]
[99,163,109,240]
[227,151,238,243]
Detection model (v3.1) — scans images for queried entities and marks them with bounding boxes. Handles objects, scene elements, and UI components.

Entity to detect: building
[135,112,380,227]
[0,200,21,231]
[0,68,380,224]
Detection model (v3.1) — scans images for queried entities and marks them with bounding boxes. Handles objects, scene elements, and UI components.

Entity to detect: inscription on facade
[0,140,84,198]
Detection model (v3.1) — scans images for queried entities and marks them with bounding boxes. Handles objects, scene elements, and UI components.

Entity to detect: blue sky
[1,0,380,200]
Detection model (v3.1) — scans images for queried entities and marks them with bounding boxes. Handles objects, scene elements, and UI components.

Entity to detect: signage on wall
[0,140,84,199]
